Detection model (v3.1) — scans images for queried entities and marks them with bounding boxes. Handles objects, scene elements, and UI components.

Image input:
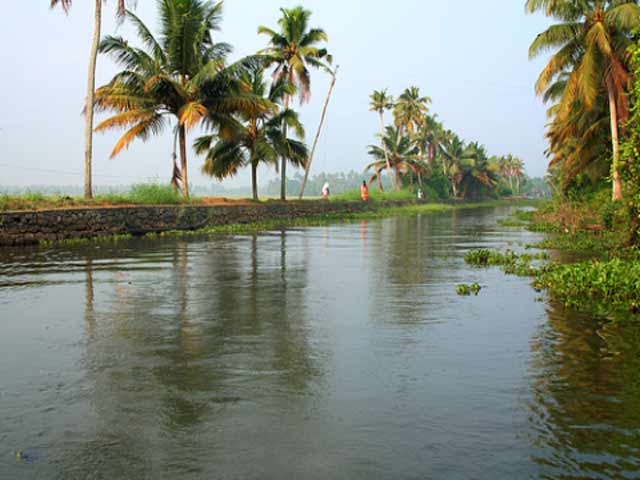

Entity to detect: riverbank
[0,199,538,247]
[465,204,640,319]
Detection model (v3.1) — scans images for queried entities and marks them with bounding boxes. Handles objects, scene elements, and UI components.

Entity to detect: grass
[331,188,418,203]
[0,183,188,211]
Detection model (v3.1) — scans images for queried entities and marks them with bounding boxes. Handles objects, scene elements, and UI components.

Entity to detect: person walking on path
[322,182,331,199]
[360,181,369,202]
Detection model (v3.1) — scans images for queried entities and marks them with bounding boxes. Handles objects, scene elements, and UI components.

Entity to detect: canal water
[1,206,639,479]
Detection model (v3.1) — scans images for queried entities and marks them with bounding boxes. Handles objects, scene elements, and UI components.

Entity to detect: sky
[0,0,553,189]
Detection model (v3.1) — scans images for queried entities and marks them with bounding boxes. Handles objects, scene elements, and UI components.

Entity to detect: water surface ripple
[1,206,639,479]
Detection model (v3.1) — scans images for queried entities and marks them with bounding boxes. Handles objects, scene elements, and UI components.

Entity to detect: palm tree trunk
[299,67,338,199]
[252,161,258,201]
[379,112,397,191]
[171,127,181,190]
[179,125,189,197]
[83,0,102,199]
[608,83,623,201]
[281,94,290,201]
[376,172,383,191]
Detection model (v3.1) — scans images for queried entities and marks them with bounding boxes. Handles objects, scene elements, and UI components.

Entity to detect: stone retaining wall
[0,201,400,247]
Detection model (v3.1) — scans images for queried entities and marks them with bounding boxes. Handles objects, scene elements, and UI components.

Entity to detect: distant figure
[322,182,330,199]
[360,181,369,202]
[417,188,424,200]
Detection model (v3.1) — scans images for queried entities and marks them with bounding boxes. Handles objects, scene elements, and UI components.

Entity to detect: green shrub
[127,183,182,205]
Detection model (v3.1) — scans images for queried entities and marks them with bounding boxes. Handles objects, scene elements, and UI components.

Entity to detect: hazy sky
[0,0,552,188]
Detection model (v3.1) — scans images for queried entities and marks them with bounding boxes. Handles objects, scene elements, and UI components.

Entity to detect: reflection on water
[1,207,640,478]
[529,304,640,479]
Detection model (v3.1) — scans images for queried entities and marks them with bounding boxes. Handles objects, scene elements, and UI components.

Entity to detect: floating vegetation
[533,259,640,317]
[464,246,640,318]
[456,283,482,296]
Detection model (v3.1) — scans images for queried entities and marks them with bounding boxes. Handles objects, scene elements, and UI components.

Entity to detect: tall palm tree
[458,142,499,200]
[369,89,397,191]
[299,65,338,199]
[496,154,525,194]
[393,86,432,136]
[416,114,443,167]
[94,1,265,197]
[195,69,308,201]
[527,0,640,201]
[51,0,126,199]
[258,6,331,200]
[440,133,466,198]
[366,126,421,188]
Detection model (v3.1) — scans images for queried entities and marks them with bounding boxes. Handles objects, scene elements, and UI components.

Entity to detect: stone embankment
[0,201,392,247]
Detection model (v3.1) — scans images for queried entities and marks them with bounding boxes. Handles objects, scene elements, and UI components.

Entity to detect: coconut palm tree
[497,154,525,194]
[195,69,308,201]
[299,65,338,199]
[51,0,127,199]
[457,142,499,200]
[369,89,397,191]
[416,114,444,167]
[94,1,266,197]
[366,126,421,188]
[440,133,466,198]
[393,87,432,136]
[527,0,640,201]
[258,6,331,201]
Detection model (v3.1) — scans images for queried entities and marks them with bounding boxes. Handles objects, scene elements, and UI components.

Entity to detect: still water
[1,206,639,479]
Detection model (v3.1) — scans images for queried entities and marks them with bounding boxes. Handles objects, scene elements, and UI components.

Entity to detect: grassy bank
[0,184,187,211]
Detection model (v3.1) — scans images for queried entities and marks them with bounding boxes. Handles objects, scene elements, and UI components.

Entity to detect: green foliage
[534,259,640,317]
[526,0,640,198]
[331,188,416,203]
[464,249,548,277]
[196,68,308,201]
[0,183,183,211]
[367,86,533,202]
[95,1,265,197]
[466,242,640,318]
[127,183,182,204]
[456,283,482,296]
[620,35,640,244]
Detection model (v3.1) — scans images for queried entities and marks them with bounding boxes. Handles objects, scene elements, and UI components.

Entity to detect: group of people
[321,181,370,201]
[321,182,425,202]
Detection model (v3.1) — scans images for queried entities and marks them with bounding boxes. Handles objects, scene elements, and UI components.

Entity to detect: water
[1,206,639,479]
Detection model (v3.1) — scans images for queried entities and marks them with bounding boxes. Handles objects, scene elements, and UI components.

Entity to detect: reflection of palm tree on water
[527,304,640,478]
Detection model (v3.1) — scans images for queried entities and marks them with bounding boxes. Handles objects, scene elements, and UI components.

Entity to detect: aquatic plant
[456,283,482,296]
[533,259,640,317]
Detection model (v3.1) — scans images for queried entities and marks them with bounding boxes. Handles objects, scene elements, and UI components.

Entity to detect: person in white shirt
[322,182,330,199]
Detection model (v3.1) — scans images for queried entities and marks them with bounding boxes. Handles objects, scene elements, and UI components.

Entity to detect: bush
[127,183,182,205]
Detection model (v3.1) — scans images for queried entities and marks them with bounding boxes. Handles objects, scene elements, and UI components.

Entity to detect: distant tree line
[367,87,532,201]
